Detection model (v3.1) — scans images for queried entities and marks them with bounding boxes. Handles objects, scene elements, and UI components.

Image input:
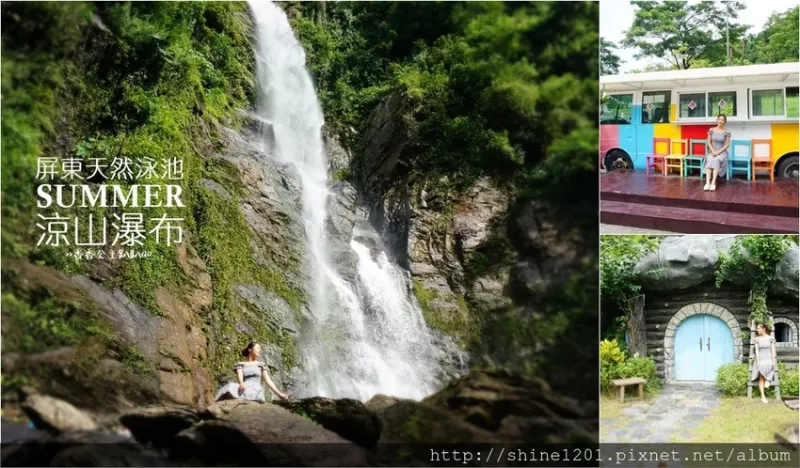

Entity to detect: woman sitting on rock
[751,323,778,404]
[215,342,289,402]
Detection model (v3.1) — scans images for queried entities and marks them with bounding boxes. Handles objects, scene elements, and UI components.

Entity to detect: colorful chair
[684,139,707,178]
[728,139,752,180]
[646,137,670,175]
[664,139,688,176]
[752,139,774,182]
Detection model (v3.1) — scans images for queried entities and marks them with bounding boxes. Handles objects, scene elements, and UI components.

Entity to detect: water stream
[248,0,441,401]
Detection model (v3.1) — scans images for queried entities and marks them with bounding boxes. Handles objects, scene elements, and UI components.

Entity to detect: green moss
[331,168,352,182]
[412,279,477,348]
[118,346,154,376]
[1,292,115,353]
[204,158,248,197]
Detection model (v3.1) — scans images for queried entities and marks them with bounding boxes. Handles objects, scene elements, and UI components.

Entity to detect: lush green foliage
[716,363,750,396]
[600,339,626,365]
[716,362,798,397]
[715,235,795,327]
[621,1,798,70]
[289,1,598,201]
[749,7,799,64]
[600,38,623,75]
[622,1,748,69]
[600,339,660,393]
[600,235,662,313]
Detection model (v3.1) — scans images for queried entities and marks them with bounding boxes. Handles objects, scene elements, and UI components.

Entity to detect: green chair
[684,139,706,177]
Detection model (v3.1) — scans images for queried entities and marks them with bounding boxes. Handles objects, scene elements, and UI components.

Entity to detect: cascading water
[248,0,442,401]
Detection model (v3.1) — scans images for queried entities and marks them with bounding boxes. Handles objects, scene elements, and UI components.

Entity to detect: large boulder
[21,394,99,434]
[172,400,368,466]
[633,235,737,290]
[634,235,799,300]
[275,397,382,448]
[0,431,171,467]
[773,245,799,299]
[119,404,200,448]
[421,369,596,443]
[1,347,160,420]
[368,398,499,466]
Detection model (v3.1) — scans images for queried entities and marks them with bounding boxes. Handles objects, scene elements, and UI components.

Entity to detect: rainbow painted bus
[600,62,799,179]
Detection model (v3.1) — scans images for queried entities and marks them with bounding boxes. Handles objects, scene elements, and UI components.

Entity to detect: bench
[783,398,799,411]
[611,377,646,403]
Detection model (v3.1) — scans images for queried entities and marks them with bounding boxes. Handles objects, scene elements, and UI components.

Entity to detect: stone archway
[772,317,799,348]
[663,302,743,383]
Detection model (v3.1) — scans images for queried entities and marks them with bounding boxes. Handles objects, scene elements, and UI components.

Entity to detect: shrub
[600,339,660,393]
[778,363,799,397]
[600,339,625,366]
[716,362,799,397]
[716,363,750,396]
[617,357,660,393]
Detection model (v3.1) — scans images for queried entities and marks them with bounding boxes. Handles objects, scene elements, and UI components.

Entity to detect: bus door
[600,92,636,170]
[634,90,673,170]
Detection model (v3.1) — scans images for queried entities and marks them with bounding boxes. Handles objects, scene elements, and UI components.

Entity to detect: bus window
[708,91,736,117]
[601,93,633,125]
[642,91,670,124]
[787,87,799,118]
[679,93,707,118]
[752,89,784,117]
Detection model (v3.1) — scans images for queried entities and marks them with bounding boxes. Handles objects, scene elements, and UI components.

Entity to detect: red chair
[751,139,774,182]
[646,137,670,175]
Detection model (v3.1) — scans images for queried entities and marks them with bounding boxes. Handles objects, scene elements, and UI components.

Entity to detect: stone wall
[642,282,799,381]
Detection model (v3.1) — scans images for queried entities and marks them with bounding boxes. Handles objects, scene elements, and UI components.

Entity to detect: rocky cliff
[1,1,598,438]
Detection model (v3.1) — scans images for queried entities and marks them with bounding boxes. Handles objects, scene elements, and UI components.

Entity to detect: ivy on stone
[714,235,796,327]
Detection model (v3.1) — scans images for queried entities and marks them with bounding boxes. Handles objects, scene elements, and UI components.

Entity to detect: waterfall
[248,0,441,401]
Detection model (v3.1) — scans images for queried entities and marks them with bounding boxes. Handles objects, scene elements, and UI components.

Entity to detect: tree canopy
[620,1,797,70]
[289,1,599,202]
[600,38,623,75]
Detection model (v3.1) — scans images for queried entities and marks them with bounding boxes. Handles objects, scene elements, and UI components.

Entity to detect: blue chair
[684,139,707,178]
[728,140,752,180]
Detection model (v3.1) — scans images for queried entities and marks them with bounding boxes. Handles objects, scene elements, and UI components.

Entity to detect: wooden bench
[783,397,799,411]
[611,377,646,403]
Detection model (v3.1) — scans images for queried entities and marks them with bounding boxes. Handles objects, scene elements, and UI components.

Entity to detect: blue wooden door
[704,315,735,380]
[674,315,705,381]
[674,314,735,381]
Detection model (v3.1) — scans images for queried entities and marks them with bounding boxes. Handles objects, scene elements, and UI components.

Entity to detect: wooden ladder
[747,326,781,400]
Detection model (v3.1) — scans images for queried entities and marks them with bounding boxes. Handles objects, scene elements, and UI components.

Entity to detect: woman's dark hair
[241,341,257,358]
[717,113,727,123]
[756,323,771,334]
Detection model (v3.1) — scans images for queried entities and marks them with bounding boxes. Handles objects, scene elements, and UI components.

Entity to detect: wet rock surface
[275,396,382,448]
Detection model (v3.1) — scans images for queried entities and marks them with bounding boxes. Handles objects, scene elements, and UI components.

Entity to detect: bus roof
[601,62,800,92]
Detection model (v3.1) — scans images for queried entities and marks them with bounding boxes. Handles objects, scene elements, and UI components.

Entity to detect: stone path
[601,384,721,443]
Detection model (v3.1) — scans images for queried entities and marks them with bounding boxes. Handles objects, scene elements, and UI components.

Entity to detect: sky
[600,0,799,72]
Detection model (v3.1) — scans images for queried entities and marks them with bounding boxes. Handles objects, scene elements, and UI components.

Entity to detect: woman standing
[215,342,290,402]
[704,114,731,191]
[751,323,778,404]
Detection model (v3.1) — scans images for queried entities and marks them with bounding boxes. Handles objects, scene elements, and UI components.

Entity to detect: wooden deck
[601,171,799,234]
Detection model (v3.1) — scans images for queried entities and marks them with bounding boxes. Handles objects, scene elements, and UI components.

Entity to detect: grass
[670,396,798,443]
[599,393,656,432]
